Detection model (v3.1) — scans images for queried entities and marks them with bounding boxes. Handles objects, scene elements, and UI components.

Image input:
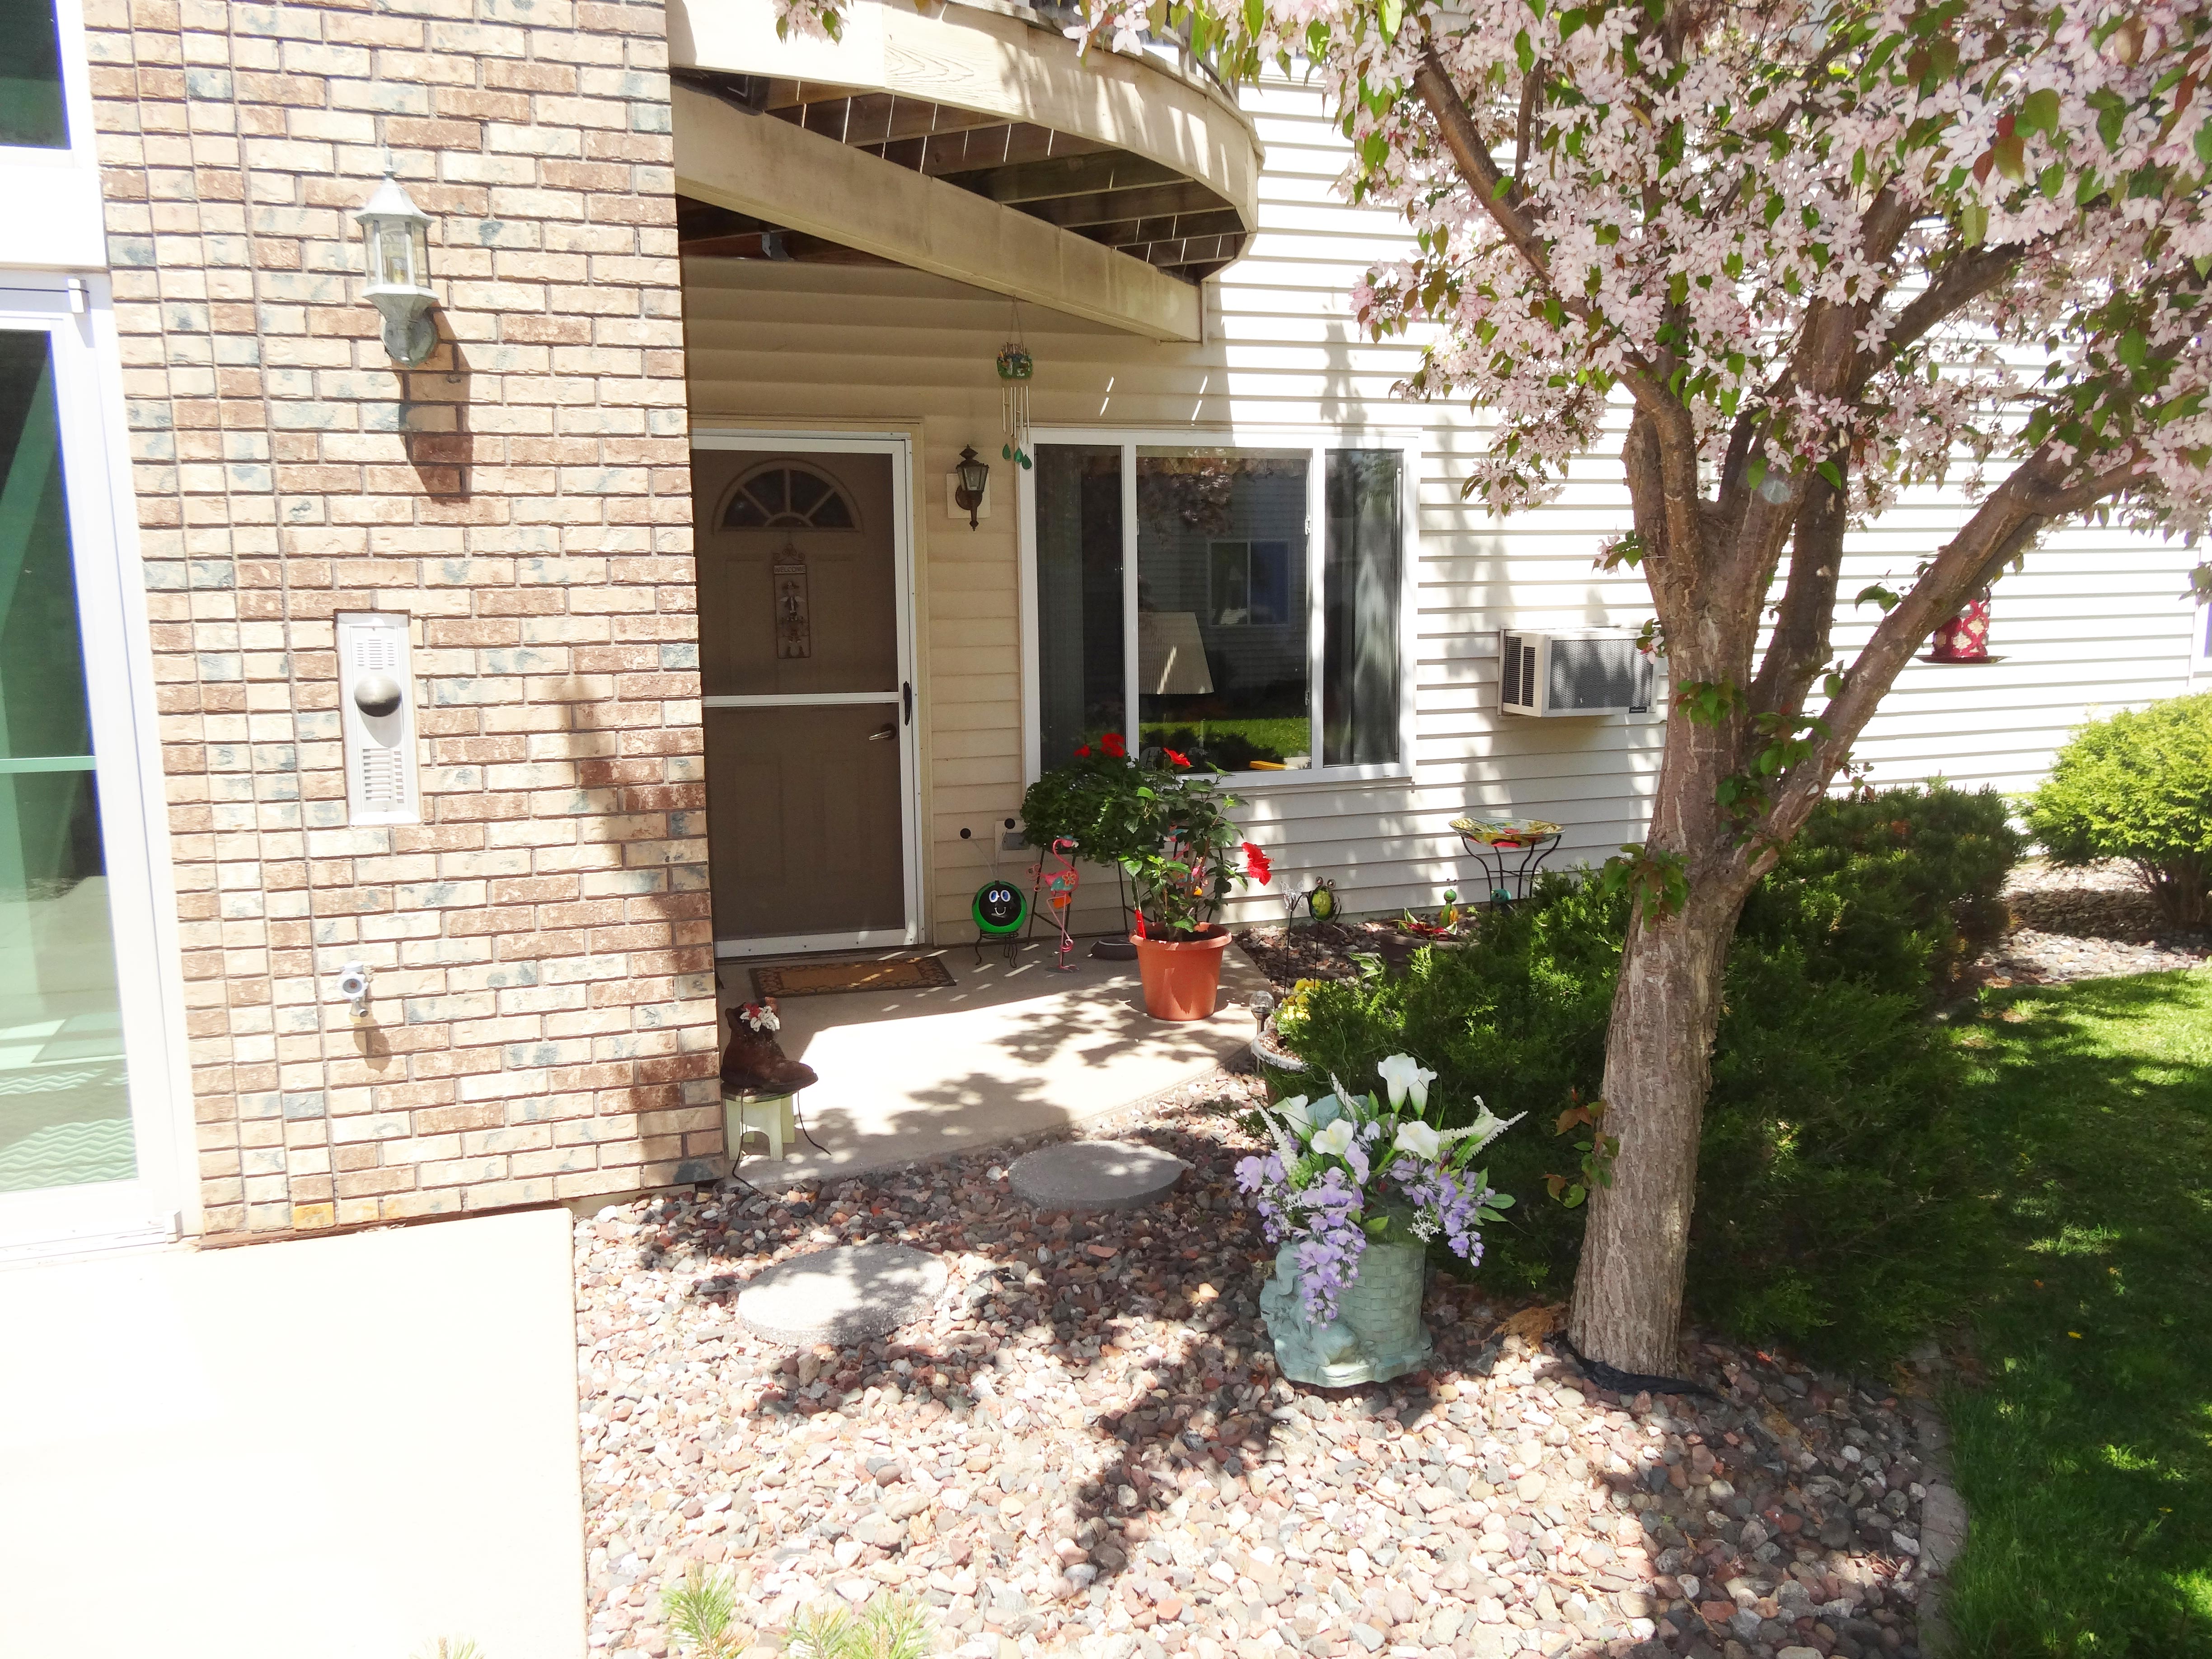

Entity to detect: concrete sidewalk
[0,1209,585,1659]
[725,942,1266,1186]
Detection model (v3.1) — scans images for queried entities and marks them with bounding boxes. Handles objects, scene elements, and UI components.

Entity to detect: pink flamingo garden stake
[1033,837,1081,970]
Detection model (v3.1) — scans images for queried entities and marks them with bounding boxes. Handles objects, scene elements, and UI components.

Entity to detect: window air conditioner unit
[1499,628,1655,717]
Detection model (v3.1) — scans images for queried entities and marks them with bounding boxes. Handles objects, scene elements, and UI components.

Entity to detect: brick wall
[83,0,722,1237]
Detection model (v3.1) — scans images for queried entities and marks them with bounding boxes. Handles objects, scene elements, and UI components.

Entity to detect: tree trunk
[1568,872,1749,1372]
[1568,705,1760,1373]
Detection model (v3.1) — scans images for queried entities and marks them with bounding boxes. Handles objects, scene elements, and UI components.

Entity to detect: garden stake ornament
[1305,877,1340,924]
[962,821,1028,965]
[1030,836,1081,970]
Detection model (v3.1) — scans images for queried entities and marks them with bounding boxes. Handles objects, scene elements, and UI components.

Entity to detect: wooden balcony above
[667,0,1265,341]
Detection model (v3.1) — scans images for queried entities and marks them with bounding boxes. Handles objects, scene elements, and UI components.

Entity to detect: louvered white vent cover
[336,611,421,826]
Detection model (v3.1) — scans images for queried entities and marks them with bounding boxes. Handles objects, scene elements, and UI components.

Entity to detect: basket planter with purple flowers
[1238,1054,1518,1387]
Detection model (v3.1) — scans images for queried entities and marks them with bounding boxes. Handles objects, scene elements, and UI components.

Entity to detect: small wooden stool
[723,1089,798,1162]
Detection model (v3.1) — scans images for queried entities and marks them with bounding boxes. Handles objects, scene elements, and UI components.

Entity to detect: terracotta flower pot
[1131,925,1230,1021]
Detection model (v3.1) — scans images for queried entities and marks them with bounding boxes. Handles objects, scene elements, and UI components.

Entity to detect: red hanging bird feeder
[1930,590,1992,662]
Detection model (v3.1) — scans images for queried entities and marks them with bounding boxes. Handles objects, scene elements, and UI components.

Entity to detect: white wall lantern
[353,173,438,366]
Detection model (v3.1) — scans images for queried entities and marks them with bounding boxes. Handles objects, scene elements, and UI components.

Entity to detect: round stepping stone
[1010,1139,1189,1212]
[737,1244,947,1345]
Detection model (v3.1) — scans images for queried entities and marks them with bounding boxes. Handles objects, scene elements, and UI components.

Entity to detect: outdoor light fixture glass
[954,445,990,530]
[354,173,438,367]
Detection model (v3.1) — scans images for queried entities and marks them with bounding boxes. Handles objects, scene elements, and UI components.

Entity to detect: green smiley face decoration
[974,879,1026,937]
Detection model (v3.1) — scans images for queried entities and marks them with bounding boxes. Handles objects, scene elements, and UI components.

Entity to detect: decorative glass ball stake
[1306,877,1340,923]
[355,173,439,367]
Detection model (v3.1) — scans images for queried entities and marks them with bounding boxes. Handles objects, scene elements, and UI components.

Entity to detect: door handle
[868,723,897,742]
[902,680,913,725]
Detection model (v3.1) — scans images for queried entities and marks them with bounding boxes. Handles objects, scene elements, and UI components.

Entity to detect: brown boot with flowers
[719,998,819,1096]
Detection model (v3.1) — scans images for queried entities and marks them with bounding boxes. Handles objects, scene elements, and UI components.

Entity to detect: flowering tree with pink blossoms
[784,0,2212,1370]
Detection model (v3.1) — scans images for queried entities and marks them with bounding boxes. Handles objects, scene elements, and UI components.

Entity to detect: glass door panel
[697,453,899,698]
[1134,448,1312,773]
[0,0,69,149]
[0,328,132,1194]
[703,704,907,939]
[1032,445,1125,768]
[1323,450,1403,767]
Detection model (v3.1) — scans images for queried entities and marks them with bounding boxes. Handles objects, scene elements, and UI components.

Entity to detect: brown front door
[694,444,913,950]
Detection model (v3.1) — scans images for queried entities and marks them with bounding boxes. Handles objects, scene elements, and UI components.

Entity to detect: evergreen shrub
[2026,691,2212,928]
[1270,783,2018,1363]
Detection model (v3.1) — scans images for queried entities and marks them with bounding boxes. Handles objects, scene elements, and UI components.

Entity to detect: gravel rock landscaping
[575,1075,1945,1659]
[1973,860,2211,984]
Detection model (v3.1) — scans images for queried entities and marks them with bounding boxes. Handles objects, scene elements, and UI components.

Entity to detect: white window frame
[0,0,108,271]
[0,274,188,1259]
[690,429,926,957]
[1017,426,1421,789]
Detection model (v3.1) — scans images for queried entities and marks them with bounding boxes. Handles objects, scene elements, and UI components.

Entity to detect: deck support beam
[673,85,1204,342]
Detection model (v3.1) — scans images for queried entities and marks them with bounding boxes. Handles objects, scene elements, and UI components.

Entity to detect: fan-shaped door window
[722,464,858,530]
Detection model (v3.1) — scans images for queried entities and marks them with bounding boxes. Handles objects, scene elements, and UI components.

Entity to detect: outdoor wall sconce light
[354,173,438,366]
[337,961,372,1020]
[954,445,990,530]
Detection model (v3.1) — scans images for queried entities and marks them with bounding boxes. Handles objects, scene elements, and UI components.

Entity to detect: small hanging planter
[1930,589,1992,662]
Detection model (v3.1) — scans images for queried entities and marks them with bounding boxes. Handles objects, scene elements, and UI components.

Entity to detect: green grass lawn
[1943,970,2212,1656]
[1138,717,1312,764]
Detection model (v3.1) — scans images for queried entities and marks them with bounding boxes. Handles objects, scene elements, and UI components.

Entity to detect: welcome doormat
[749,954,957,999]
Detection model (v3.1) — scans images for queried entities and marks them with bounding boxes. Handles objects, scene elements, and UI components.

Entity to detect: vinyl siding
[681,69,2201,942]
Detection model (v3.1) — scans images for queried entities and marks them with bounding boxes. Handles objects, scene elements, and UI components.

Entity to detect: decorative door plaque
[773,546,811,660]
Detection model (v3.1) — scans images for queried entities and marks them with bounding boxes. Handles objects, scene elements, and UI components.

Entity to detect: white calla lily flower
[1310,1117,1355,1158]
[1376,1053,1438,1111]
[1394,1119,1443,1160]
[1277,1095,1313,1134]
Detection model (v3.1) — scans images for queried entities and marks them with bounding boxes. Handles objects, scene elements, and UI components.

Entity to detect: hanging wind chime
[997,304,1034,473]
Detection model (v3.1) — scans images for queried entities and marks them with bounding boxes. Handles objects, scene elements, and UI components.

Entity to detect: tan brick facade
[83,0,721,1237]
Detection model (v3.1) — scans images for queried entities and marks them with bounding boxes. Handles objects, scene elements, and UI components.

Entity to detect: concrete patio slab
[724,940,1266,1186]
[0,1210,585,1659]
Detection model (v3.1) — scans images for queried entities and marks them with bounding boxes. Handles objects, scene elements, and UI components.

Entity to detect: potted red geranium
[1020,736,1269,1019]
[1121,745,1269,1020]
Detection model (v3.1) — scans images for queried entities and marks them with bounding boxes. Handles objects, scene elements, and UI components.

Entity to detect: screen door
[694,443,916,952]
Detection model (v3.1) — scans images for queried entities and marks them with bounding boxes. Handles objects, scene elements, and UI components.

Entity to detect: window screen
[1033,445,1125,766]
[1324,450,1401,766]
